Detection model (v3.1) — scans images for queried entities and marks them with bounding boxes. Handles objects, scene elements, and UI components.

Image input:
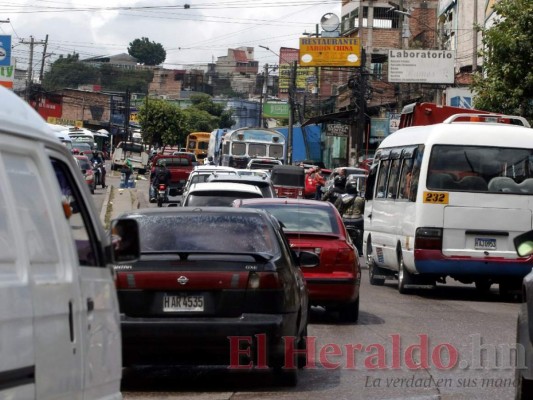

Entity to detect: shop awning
[302,110,354,127]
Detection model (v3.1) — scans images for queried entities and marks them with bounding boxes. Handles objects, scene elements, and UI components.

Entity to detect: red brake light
[158,184,166,190]
[415,227,443,250]
[247,272,281,289]
[335,247,356,265]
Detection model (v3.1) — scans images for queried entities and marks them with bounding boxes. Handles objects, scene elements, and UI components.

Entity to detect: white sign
[388,50,455,84]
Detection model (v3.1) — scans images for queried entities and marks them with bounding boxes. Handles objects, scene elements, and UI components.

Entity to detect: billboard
[278,47,314,98]
[263,102,289,118]
[0,65,14,89]
[0,35,12,67]
[299,37,361,67]
[388,49,455,84]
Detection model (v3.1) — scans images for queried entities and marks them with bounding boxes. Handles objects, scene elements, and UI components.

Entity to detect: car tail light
[415,227,443,250]
[247,271,281,289]
[335,247,355,265]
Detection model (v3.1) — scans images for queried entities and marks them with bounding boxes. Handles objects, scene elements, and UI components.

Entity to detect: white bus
[363,113,532,298]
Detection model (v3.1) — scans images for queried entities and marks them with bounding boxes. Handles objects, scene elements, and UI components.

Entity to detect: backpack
[156,167,168,183]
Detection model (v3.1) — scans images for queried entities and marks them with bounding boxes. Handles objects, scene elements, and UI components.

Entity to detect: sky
[1,0,342,75]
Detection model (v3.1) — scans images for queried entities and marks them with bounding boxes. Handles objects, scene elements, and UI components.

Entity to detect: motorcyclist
[322,169,346,203]
[204,156,215,165]
[335,179,364,253]
[90,149,106,188]
[150,160,171,202]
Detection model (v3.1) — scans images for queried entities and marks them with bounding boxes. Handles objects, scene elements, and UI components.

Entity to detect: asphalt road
[120,277,519,400]
[93,167,520,399]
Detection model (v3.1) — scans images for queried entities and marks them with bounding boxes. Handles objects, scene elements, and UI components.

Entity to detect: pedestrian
[313,167,326,200]
[120,158,133,188]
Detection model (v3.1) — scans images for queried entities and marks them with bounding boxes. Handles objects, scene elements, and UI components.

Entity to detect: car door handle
[68,301,74,342]
[87,298,95,312]
[368,213,372,219]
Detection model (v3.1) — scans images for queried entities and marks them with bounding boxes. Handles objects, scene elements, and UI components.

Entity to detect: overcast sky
[1,0,341,75]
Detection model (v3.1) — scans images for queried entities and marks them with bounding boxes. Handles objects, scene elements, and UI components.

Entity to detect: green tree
[42,53,100,91]
[219,110,236,128]
[471,0,533,120]
[186,93,235,129]
[99,64,153,93]
[184,108,219,132]
[127,37,166,66]
[137,98,188,147]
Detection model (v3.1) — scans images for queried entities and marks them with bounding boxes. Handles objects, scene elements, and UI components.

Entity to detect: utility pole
[124,89,131,142]
[472,0,478,72]
[39,34,49,82]
[21,36,47,102]
[355,49,367,164]
[258,63,268,127]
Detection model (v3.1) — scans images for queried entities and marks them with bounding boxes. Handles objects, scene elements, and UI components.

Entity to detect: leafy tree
[42,53,100,91]
[219,110,236,128]
[137,99,188,147]
[127,37,166,66]
[99,64,153,93]
[471,0,533,120]
[184,108,219,132]
[189,93,225,116]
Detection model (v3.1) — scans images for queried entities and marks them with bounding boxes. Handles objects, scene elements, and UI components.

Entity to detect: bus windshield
[427,145,533,193]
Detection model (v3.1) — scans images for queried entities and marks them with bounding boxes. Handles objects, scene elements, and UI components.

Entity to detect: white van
[0,86,140,399]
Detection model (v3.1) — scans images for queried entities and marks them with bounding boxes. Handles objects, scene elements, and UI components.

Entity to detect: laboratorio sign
[389,50,453,59]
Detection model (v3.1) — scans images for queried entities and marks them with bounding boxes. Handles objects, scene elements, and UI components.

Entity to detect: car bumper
[120,313,296,366]
[305,276,359,306]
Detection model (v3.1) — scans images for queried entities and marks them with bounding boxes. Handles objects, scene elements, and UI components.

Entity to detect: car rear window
[185,191,263,207]
[135,214,277,253]
[244,204,339,234]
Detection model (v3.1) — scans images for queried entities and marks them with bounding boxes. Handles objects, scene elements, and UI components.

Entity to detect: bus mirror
[514,230,533,257]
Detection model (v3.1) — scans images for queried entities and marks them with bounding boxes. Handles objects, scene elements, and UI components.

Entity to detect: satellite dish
[320,13,340,32]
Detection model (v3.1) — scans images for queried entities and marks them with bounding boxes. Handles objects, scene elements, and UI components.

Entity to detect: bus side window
[398,158,415,200]
[386,159,401,199]
[375,160,390,199]
[408,146,424,201]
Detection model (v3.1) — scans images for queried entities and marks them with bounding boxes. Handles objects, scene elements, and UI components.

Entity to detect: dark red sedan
[233,198,361,322]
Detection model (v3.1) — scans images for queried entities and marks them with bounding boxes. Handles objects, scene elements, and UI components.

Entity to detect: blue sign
[0,35,12,67]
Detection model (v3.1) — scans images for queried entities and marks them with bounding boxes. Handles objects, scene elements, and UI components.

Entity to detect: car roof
[187,181,263,194]
[193,165,236,171]
[120,206,271,219]
[207,175,272,187]
[234,197,334,208]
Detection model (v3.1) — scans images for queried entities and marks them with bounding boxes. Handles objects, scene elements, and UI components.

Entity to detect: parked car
[207,173,277,198]
[233,198,361,322]
[115,207,319,385]
[71,141,93,156]
[0,85,140,399]
[182,181,263,207]
[73,154,96,194]
[513,230,533,399]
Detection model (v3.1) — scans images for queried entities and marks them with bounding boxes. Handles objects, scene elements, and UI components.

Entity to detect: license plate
[163,295,204,312]
[474,237,496,250]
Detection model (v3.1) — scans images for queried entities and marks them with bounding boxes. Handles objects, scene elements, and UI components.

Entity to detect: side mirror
[297,250,320,268]
[514,230,533,257]
[110,218,140,263]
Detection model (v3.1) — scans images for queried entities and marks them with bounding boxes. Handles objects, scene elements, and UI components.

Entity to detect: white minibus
[363,113,532,298]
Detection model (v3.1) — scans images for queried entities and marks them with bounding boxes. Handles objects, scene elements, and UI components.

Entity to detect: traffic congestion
[0,0,531,397]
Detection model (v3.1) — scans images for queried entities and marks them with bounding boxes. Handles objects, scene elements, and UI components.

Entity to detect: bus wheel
[369,260,385,286]
[398,252,414,294]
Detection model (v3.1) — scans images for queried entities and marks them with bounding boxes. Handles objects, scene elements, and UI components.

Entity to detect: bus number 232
[423,191,449,204]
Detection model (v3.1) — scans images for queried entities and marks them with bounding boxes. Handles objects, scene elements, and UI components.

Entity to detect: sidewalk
[99,171,150,227]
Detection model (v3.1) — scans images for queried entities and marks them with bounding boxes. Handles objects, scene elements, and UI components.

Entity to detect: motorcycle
[156,183,167,207]
[344,218,363,256]
[92,161,106,189]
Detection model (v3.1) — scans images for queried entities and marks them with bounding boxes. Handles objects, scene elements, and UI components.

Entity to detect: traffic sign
[0,35,12,67]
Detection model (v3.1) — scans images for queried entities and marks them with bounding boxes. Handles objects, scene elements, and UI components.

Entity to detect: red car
[73,154,96,194]
[233,198,361,322]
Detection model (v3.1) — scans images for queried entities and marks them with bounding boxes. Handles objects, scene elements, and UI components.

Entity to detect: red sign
[30,94,63,120]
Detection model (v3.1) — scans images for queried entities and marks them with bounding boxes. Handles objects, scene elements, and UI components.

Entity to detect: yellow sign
[130,112,138,122]
[423,191,449,204]
[47,117,83,127]
[299,37,361,67]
